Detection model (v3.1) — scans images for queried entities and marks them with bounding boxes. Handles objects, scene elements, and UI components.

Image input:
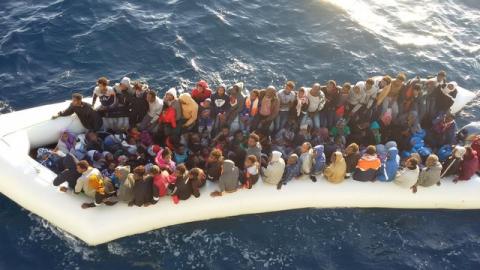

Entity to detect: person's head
[149,165,160,175]
[248,134,260,147]
[209,149,223,162]
[365,78,374,91]
[396,72,406,83]
[133,165,145,177]
[164,88,177,102]
[175,164,187,177]
[341,83,351,94]
[162,147,172,161]
[287,154,298,165]
[176,144,185,154]
[197,80,208,92]
[97,77,109,92]
[86,130,98,141]
[147,91,157,103]
[298,87,306,98]
[346,143,359,154]
[119,77,131,91]
[245,155,257,167]
[326,80,337,91]
[301,142,312,153]
[311,83,321,95]
[425,154,439,168]
[380,75,392,88]
[76,160,90,173]
[366,145,377,156]
[250,89,259,100]
[61,131,69,142]
[437,70,446,82]
[285,81,295,92]
[134,82,144,92]
[216,85,226,95]
[265,86,276,98]
[410,153,422,165]
[405,157,418,170]
[234,130,243,141]
[71,93,83,106]
[444,112,455,123]
[221,126,230,136]
[352,85,361,94]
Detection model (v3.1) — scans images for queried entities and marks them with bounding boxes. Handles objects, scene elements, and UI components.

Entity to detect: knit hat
[120,77,131,86]
[148,145,161,157]
[197,80,208,89]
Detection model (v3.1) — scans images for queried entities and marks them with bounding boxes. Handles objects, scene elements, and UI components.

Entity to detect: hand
[59,186,68,192]
[411,185,417,194]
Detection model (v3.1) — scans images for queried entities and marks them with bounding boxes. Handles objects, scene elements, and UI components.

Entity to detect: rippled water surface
[1,0,480,269]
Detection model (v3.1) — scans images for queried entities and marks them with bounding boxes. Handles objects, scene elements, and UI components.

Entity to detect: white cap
[120,77,131,86]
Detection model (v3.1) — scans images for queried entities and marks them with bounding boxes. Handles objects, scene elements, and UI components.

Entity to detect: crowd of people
[35,71,480,209]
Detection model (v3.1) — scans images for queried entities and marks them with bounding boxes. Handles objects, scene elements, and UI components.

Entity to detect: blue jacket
[376,147,400,182]
[281,162,301,184]
[312,145,326,174]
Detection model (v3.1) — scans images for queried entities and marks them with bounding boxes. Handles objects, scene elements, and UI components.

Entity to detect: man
[74,160,116,209]
[53,93,103,131]
[275,81,296,132]
[139,91,163,132]
[320,80,340,129]
[306,83,326,130]
[92,77,116,113]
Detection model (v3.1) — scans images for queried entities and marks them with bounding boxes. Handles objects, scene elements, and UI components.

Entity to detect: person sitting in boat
[152,165,176,199]
[206,149,223,182]
[210,160,239,197]
[241,155,260,189]
[129,81,149,128]
[173,143,189,165]
[440,145,466,178]
[178,93,198,131]
[53,153,81,192]
[170,164,194,203]
[53,93,103,131]
[188,167,206,197]
[376,145,400,182]
[116,165,135,203]
[241,89,260,132]
[455,146,479,183]
[311,145,326,177]
[299,142,315,182]
[138,90,163,132]
[54,131,77,156]
[428,112,457,149]
[412,154,442,193]
[191,80,212,104]
[80,173,116,209]
[277,153,301,189]
[394,157,420,189]
[162,88,183,136]
[130,165,158,207]
[324,151,347,184]
[155,147,176,173]
[92,77,116,116]
[352,145,381,182]
[344,143,360,178]
[198,98,214,134]
[245,133,262,162]
[74,160,105,198]
[261,151,285,186]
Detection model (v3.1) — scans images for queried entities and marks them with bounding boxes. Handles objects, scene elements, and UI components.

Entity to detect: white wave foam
[321,0,480,52]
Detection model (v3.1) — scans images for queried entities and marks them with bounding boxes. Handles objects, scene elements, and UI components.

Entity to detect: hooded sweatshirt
[416,162,442,187]
[153,170,177,197]
[394,166,420,188]
[458,150,479,181]
[262,151,286,185]
[218,160,239,193]
[117,168,136,202]
[111,165,130,190]
[164,88,182,121]
[377,147,400,182]
[178,93,198,127]
[281,155,301,184]
[324,152,347,184]
[312,145,326,175]
[211,88,230,115]
[155,148,176,172]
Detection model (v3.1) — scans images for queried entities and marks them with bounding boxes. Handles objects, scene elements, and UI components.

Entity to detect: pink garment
[153,171,177,197]
[155,148,176,172]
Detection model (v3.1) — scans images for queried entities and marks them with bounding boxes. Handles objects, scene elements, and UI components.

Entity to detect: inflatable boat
[0,85,478,246]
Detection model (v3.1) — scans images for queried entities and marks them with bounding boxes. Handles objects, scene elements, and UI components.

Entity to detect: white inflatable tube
[0,86,477,246]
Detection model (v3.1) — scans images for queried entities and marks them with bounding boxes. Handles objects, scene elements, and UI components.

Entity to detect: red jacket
[159,107,176,128]
[153,172,176,197]
[458,150,479,181]
[191,88,212,103]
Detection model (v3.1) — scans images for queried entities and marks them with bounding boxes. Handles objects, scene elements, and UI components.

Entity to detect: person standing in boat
[305,83,326,130]
[138,90,163,132]
[129,81,149,128]
[275,81,296,132]
[320,80,340,129]
[92,77,117,116]
[53,93,103,131]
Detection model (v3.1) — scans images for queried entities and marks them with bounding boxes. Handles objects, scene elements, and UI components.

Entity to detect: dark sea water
[1,0,480,269]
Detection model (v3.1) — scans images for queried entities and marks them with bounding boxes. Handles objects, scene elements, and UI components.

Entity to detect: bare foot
[436,181,441,186]
[59,186,68,193]
[210,191,222,197]
[411,186,417,194]
[81,203,95,209]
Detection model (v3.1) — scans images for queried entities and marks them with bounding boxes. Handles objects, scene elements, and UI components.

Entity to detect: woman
[344,143,361,178]
[376,145,399,182]
[412,154,442,193]
[211,84,230,134]
[324,151,347,184]
[456,146,478,182]
[211,160,240,197]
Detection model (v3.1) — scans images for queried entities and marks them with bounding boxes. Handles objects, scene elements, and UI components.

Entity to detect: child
[155,147,176,173]
[130,165,158,207]
[188,167,206,198]
[299,142,315,182]
[170,164,193,203]
[173,144,189,165]
[151,165,176,199]
[312,145,326,176]
[242,155,260,189]
[344,143,360,178]
[330,118,350,146]
[277,153,300,189]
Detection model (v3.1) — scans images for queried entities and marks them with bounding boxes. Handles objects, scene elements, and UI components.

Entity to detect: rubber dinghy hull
[0,87,477,246]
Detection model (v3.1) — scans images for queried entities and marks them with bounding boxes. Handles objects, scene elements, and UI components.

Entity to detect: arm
[184,106,198,127]
[150,102,163,124]
[74,177,84,194]
[92,93,98,107]
[57,104,75,117]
